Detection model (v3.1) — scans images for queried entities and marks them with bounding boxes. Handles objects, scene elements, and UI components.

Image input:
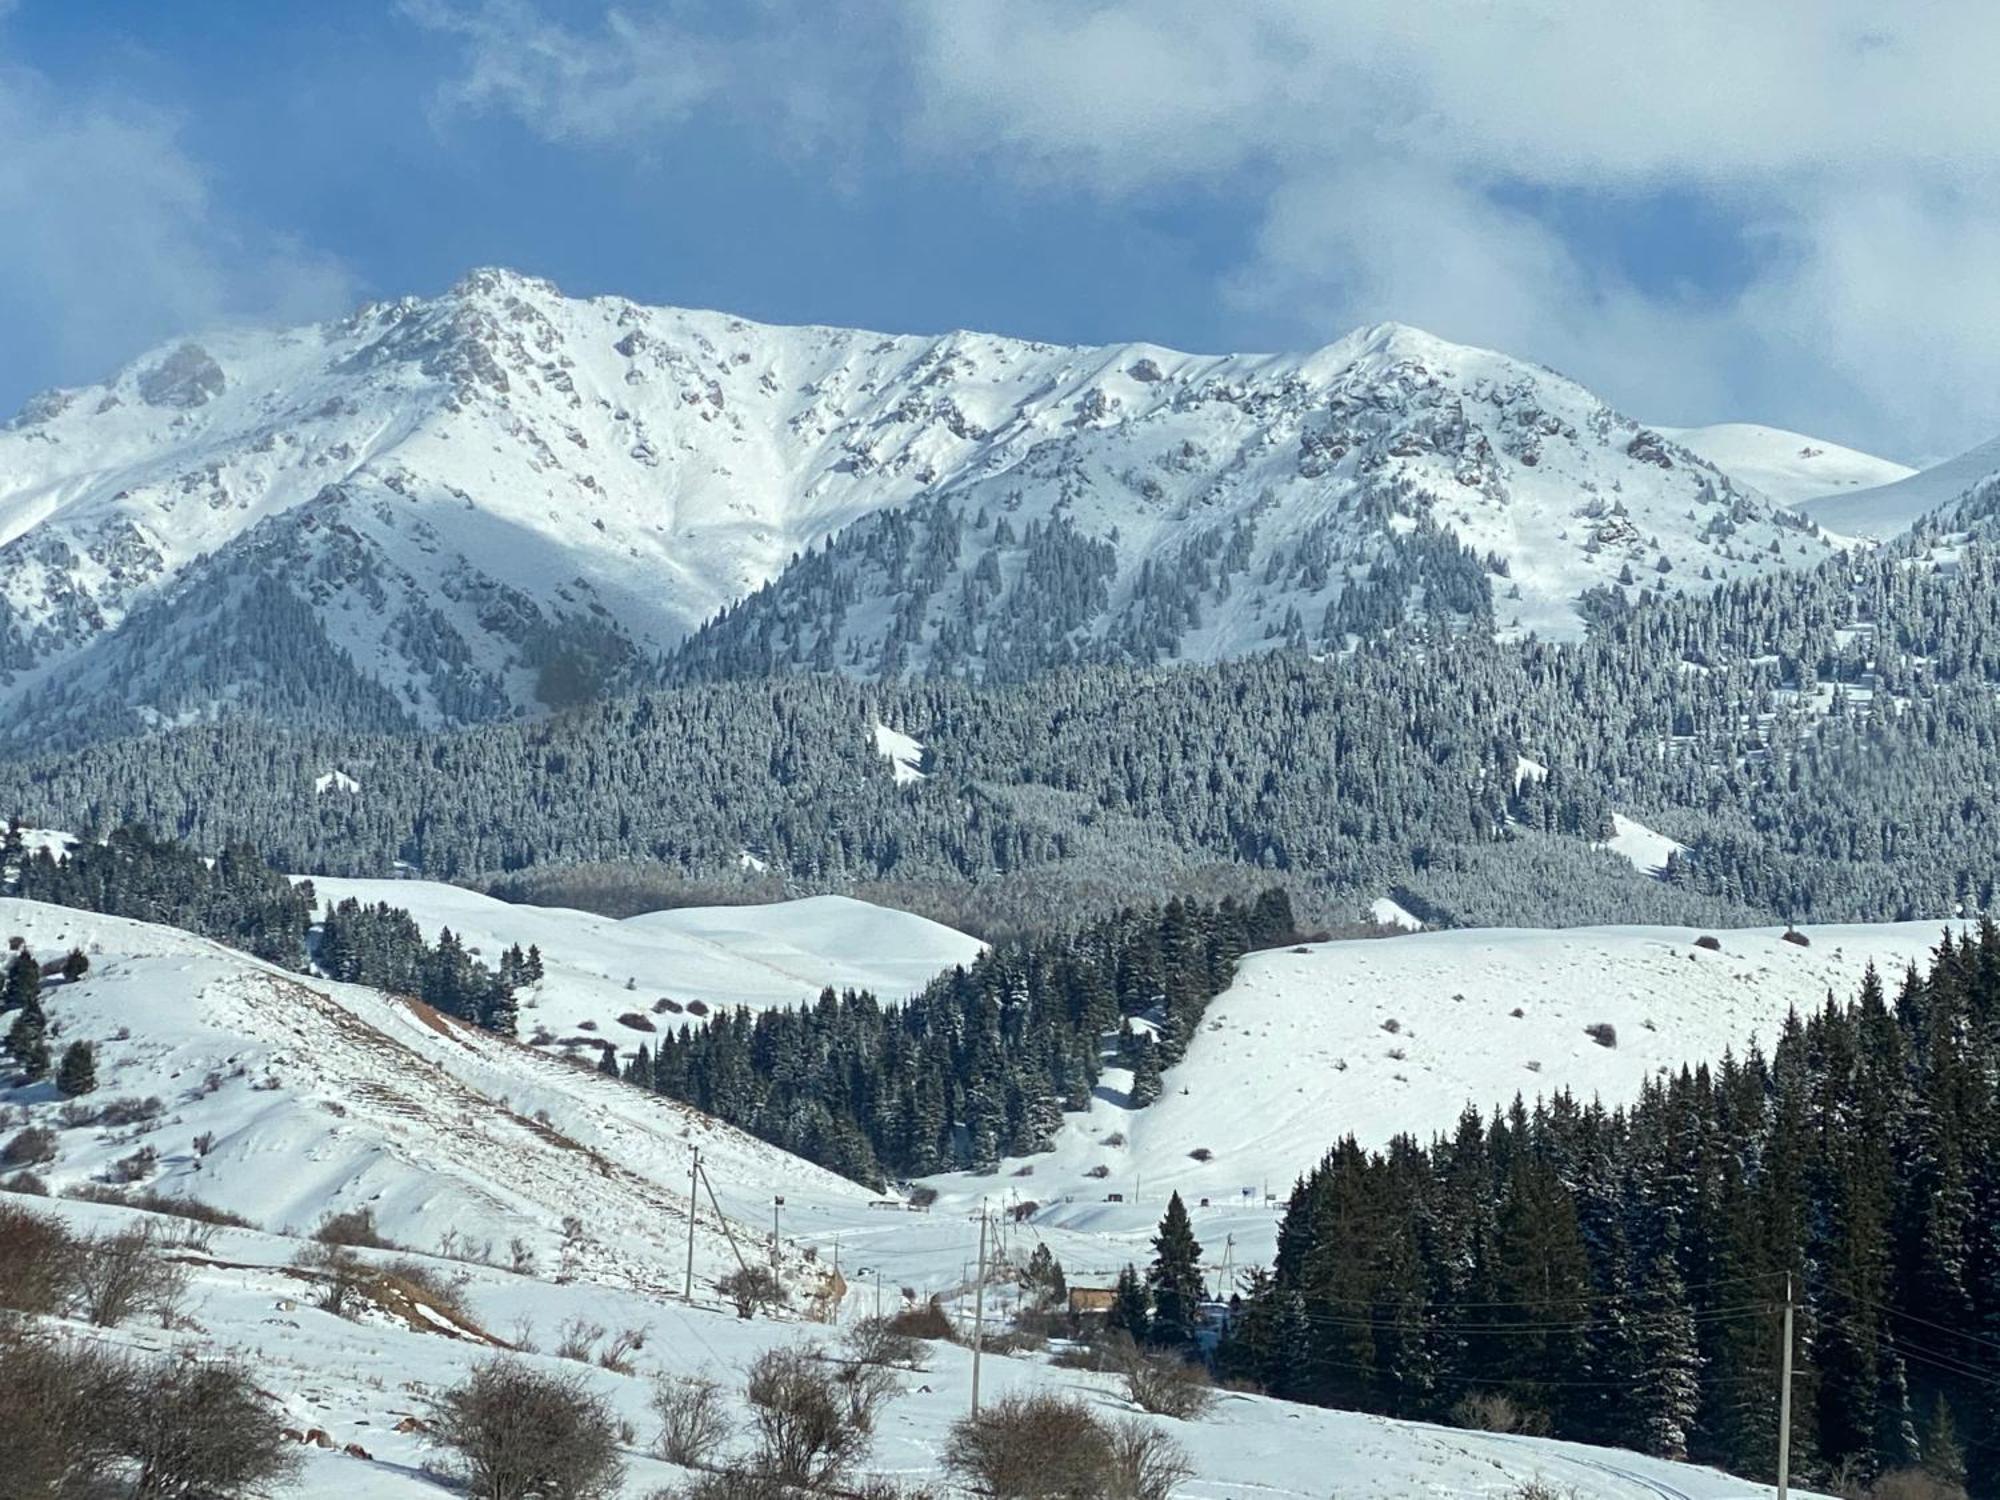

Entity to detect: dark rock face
[137,345,227,409]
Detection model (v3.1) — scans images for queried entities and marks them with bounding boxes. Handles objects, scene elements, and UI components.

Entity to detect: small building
[1068,1286,1118,1319]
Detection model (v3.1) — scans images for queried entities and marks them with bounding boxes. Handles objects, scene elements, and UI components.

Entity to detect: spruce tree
[55,1040,96,1097]
[1146,1191,1206,1349]
[1108,1264,1151,1343]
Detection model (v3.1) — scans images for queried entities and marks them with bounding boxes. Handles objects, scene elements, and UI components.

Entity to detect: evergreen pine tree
[597,1045,620,1078]
[1146,1191,1206,1349]
[1108,1264,1151,1343]
[55,1039,96,1097]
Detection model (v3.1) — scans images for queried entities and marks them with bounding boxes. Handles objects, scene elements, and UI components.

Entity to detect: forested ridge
[1199,926,2000,1495]
[635,890,1299,1185]
[6,521,2000,929]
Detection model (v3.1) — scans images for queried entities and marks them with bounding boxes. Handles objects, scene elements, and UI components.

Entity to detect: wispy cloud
[0,56,352,400]
[900,0,2000,460]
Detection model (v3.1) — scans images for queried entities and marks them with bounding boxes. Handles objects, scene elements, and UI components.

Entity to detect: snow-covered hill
[1657,421,1912,507]
[12,1197,1811,1500]
[302,876,984,1049]
[2,895,1822,1497]
[0,270,1854,744]
[1797,430,2000,540]
[930,918,1960,1268]
[0,897,862,1301]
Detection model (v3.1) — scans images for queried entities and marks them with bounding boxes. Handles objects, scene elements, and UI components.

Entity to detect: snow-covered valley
[0,891,1845,1497]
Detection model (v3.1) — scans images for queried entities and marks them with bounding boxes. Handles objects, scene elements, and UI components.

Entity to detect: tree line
[1202,926,2000,1496]
[630,890,1298,1185]
[3,823,533,1036]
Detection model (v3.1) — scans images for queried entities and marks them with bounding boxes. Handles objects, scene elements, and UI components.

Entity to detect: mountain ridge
[0,268,1877,742]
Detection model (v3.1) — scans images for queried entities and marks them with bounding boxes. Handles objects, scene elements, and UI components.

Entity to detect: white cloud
[404,0,891,160]
[902,0,2000,460]
[0,60,353,401]
[409,0,2000,460]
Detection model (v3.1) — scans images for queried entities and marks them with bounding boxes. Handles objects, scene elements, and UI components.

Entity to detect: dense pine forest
[6,520,2000,930]
[637,891,1298,1184]
[1178,926,2000,1495]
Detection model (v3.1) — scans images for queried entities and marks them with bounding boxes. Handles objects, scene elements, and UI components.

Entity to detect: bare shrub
[94,1095,165,1128]
[884,1299,954,1343]
[74,1225,188,1327]
[945,1390,1114,1496]
[1188,1147,1213,1162]
[65,1183,253,1229]
[834,1359,901,1435]
[843,1316,927,1370]
[428,1357,625,1500]
[1085,1165,1111,1179]
[598,1325,647,1375]
[906,1184,938,1209]
[124,1354,302,1498]
[652,1372,735,1468]
[1108,1418,1195,1500]
[105,1146,159,1184]
[314,1205,394,1248]
[0,1170,48,1196]
[1694,934,1722,951]
[1583,1022,1618,1049]
[0,1201,79,1315]
[293,1241,368,1319]
[0,1329,134,1496]
[556,1317,606,1363]
[744,1345,872,1488]
[617,1012,658,1032]
[1452,1389,1551,1436]
[719,1265,786,1319]
[2,1125,57,1167]
[1121,1347,1215,1420]
[1510,1483,1582,1500]
[1853,1471,1970,1500]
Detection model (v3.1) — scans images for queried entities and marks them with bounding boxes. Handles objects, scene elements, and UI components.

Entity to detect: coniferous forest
[1195,927,2000,1496]
[644,890,1298,1184]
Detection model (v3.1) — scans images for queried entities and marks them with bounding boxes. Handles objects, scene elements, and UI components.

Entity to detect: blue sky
[4,2,1998,463]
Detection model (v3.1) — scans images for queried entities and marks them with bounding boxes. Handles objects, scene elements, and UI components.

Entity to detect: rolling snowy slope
[0,897,862,1299]
[302,876,984,1044]
[1795,431,2000,539]
[14,1195,1815,1499]
[0,269,1852,745]
[1658,421,1912,506]
[930,918,1961,1266]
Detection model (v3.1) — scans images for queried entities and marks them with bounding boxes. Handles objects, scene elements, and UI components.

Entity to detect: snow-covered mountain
[1655,421,1913,507]
[1796,430,2000,540]
[0,270,1857,744]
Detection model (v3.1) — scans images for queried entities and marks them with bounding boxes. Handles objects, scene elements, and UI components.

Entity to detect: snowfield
[1795,430,2000,540]
[301,876,985,1044]
[1659,421,1912,507]
[928,918,1963,1272]
[11,1197,1816,1500]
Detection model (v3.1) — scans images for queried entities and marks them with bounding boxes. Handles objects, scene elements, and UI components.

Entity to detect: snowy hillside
[1797,430,2000,540]
[0,270,1849,744]
[11,1196,1811,1500]
[1658,421,1912,507]
[0,897,863,1301]
[930,918,1961,1266]
[303,876,983,1046]
[1,895,1823,1497]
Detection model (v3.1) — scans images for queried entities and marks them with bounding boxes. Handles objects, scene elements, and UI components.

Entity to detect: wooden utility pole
[970,1205,990,1417]
[1777,1272,1794,1500]
[684,1147,699,1301]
